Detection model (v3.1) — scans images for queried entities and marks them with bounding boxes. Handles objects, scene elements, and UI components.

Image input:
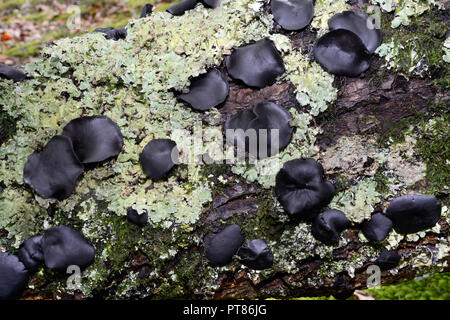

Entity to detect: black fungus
[202,0,221,8]
[0,252,29,300]
[62,115,124,164]
[271,0,314,31]
[275,158,335,219]
[167,0,199,16]
[179,68,229,111]
[17,235,44,273]
[375,250,401,271]
[204,224,244,266]
[314,29,371,77]
[94,27,127,41]
[23,135,84,200]
[238,239,273,270]
[386,195,441,234]
[0,63,27,82]
[311,209,350,245]
[140,4,153,18]
[361,213,392,242]
[140,139,179,179]
[328,11,382,53]
[226,38,285,88]
[127,207,148,227]
[224,101,293,159]
[41,225,95,272]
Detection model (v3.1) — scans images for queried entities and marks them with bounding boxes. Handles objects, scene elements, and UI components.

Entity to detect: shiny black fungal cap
[127,207,148,227]
[226,38,285,88]
[94,27,127,41]
[275,158,335,219]
[271,0,314,31]
[167,0,199,16]
[238,239,273,270]
[311,209,350,245]
[62,115,124,164]
[179,68,229,111]
[386,195,441,234]
[23,135,84,200]
[224,101,293,159]
[0,252,29,300]
[204,224,244,266]
[41,225,95,272]
[140,4,153,18]
[18,235,44,273]
[375,250,401,271]
[140,139,179,179]
[202,0,222,8]
[361,213,392,242]
[0,63,27,82]
[314,29,371,77]
[328,11,382,53]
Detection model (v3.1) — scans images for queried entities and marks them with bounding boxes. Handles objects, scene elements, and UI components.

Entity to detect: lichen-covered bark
[0,0,448,299]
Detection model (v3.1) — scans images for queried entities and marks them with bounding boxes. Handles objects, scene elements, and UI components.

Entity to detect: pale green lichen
[311,0,350,35]
[444,37,450,63]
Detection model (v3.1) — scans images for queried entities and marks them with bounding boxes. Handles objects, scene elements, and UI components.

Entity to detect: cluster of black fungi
[0,1,444,299]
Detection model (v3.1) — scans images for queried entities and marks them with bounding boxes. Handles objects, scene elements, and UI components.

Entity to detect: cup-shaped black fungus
[275,158,335,219]
[204,224,244,266]
[62,115,124,164]
[311,209,350,245]
[375,250,401,271]
[202,0,222,8]
[238,239,273,270]
[23,135,84,200]
[0,63,27,82]
[41,225,95,272]
[314,29,371,77]
[140,4,153,18]
[226,38,285,88]
[140,139,179,179]
[361,213,392,242]
[94,27,127,41]
[386,195,441,234]
[167,0,199,16]
[0,253,29,300]
[271,0,314,31]
[224,101,293,159]
[179,68,229,111]
[328,11,382,53]
[17,235,44,273]
[127,207,148,227]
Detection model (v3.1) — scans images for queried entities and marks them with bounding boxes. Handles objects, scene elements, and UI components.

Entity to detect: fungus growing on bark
[226,38,285,88]
[328,11,382,53]
[314,29,371,77]
[167,0,199,16]
[270,0,314,31]
[361,213,393,242]
[41,225,95,272]
[62,115,124,164]
[275,158,335,219]
[311,209,350,245]
[385,195,441,234]
[0,63,27,82]
[0,253,29,300]
[179,68,229,111]
[23,135,84,200]
[375,250,401,271]
[94,27,127,41]
[17,235,44,273]
[127,207,148,227]
[140,139,179,179]
[140,4,153,18]
[224,101,293,159]
[238,239,273,270]
[204,224,244,266]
